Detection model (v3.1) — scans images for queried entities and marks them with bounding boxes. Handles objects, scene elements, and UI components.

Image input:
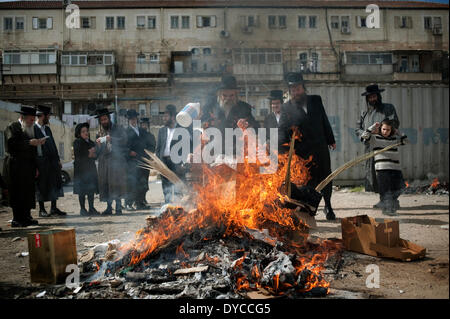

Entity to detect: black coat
[155,125,187,177]
[34,124,64,201]
[263,112,280,142]
[2,121,37,210]
[73,138,99,195]
[278,95,335,188]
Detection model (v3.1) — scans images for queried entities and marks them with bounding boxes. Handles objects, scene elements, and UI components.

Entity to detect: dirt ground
[0,179,448,299]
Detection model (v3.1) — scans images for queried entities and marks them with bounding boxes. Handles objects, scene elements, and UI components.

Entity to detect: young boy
[361,119,407,216]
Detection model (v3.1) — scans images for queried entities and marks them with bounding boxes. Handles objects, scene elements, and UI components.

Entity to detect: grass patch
[349,185,365,192]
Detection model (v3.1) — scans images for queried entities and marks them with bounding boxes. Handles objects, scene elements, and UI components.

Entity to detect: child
[362,119,407,216]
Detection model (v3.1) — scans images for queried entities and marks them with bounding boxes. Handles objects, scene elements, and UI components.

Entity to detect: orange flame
[405,181,409,188]
[431,178,439,189]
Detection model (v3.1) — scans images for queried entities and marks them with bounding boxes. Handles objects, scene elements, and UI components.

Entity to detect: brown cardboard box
[27,228,77,284]
[341,215,426,261]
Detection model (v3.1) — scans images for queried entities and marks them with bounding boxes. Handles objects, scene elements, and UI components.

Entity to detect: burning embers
[87,153,341,298]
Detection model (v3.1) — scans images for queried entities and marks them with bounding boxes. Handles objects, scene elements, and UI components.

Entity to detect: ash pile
[403,176,449,195]
[70,206,342,299]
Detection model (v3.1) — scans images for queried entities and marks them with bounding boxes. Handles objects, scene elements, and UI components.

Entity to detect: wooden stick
[285,131,297,199]
[315,141,403,192]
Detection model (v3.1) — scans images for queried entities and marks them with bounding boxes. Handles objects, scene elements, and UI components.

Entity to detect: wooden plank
[174,265,209,275]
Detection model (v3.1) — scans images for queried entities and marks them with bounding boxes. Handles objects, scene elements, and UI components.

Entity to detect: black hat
[126,109,139,119]
[165,104,177,117]
[218,75,238,90]
[75,122,90,138]
[15,105,37,116]
[362,84,385,96]
[285,72,305,86]
[94,108,114,118]
[268,90,284,101]
[36,105,53,115]
[141,117,150,124]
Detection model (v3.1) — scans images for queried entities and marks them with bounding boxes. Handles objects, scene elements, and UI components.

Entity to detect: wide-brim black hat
[268,90,284,101]
[165,104,177,117]
[75,122,90,138]
[218,75,239,90]
[36,105,53,115]
[126,109,139,119]
[285,72,305,86]
[15,105,37,116]
[362,84,385,96]
[94,108,114,118]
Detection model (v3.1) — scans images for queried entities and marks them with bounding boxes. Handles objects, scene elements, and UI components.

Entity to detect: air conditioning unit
[341,26,351,34]
[220,30,230,38]
[433,26,443,35]
[97,93,108,99]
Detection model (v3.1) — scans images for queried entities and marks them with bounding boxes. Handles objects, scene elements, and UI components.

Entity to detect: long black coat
[2,121,37,211]
[73,138,98,195]
[96,124,128,202]
[34,124,64,201]
[126,127,152,195]
[278,95,335,189]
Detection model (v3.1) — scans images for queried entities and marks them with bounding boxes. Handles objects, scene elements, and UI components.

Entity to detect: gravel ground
[0,179,448,299]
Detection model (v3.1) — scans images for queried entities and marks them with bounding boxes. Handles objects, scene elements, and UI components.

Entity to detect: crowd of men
[1,71,400,226]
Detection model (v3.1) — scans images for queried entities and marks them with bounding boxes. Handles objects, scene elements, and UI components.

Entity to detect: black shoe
[26,218,39,225]
[102,207,113,215]
[324,206,336,221]
[373,201,384,208]
[11,220,29,228]
[135,203,147,210]
[51,208,67,216]
[80,208,90,216]
[39,209,50,217]
[115,207,123,215]
[88,207,100,215]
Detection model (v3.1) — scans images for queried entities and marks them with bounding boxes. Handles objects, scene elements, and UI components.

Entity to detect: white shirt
[163,127,176,157]
[275,113,281,125]
[130,124,139,137]
[35,122,48,137]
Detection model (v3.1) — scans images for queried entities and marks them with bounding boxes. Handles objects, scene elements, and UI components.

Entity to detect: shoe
[324,206,336,221]
[51,208,67,216]
[26,218,39,225]
[88,207,100,215]
[80,208,90,216]
[373,201,384,208]
[382,206,398,216]
[11,220,29,227]
[135,203,147,210]
[39,209,50,217]
[102,207,113,215]
[125,204,135,211]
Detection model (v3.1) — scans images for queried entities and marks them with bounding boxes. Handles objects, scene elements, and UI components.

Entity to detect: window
[137,53,146,64]
[15,17,24,30]
[433,17,442,28]
[311,52,319,72]
[137,16,146,28]
[341,16,350,33]
[309,16,317,28]
[298,16,306,28]
[4,17,13,31]
[106,17,114,29]
[32,17,52,29]
[81,17,90,29]
[117,16,125,29]
[248,16,256,27]
[299,53,308,71]
[347,52,393,65]
[424,17,432,29]
[62,54,87,66]
[268,15,276,29]
[148,16,156,29]
[197,16,216,28]
[203,48,212,55]
[181,16,190,29]
[139,104,146,117]
[104,54,113,65]
[395,16,412,29]
[279,16,287,29]
[233,48,282,65]
[150,102,159,116]
[171,16,179,29]
[331,16,339,29]
[356,16,367,28]
[149,54,159,63]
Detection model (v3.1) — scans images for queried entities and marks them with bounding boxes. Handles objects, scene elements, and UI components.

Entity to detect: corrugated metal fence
[307,84,449,182]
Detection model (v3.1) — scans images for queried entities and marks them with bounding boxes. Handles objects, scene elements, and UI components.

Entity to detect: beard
[101,121,111,131]
[21,121,35,138]
[294,93,307,106]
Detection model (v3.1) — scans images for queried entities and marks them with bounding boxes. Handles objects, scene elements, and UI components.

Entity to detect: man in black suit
[125,109,151,210]
[139,117,156,205]
[263,90,283,142]
[278,72,337,220]
[156,105,185,204]
[34,105,66,217]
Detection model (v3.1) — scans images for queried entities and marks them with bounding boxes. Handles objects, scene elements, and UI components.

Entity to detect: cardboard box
[27,228,77,284]
[341,215,426,261]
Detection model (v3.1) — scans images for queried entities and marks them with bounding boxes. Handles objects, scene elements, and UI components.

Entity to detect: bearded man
[3,106,46,227]
[355,84,399,207]
[278,72,337,220]
[34,105,66,217]
[95,108,128,215]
